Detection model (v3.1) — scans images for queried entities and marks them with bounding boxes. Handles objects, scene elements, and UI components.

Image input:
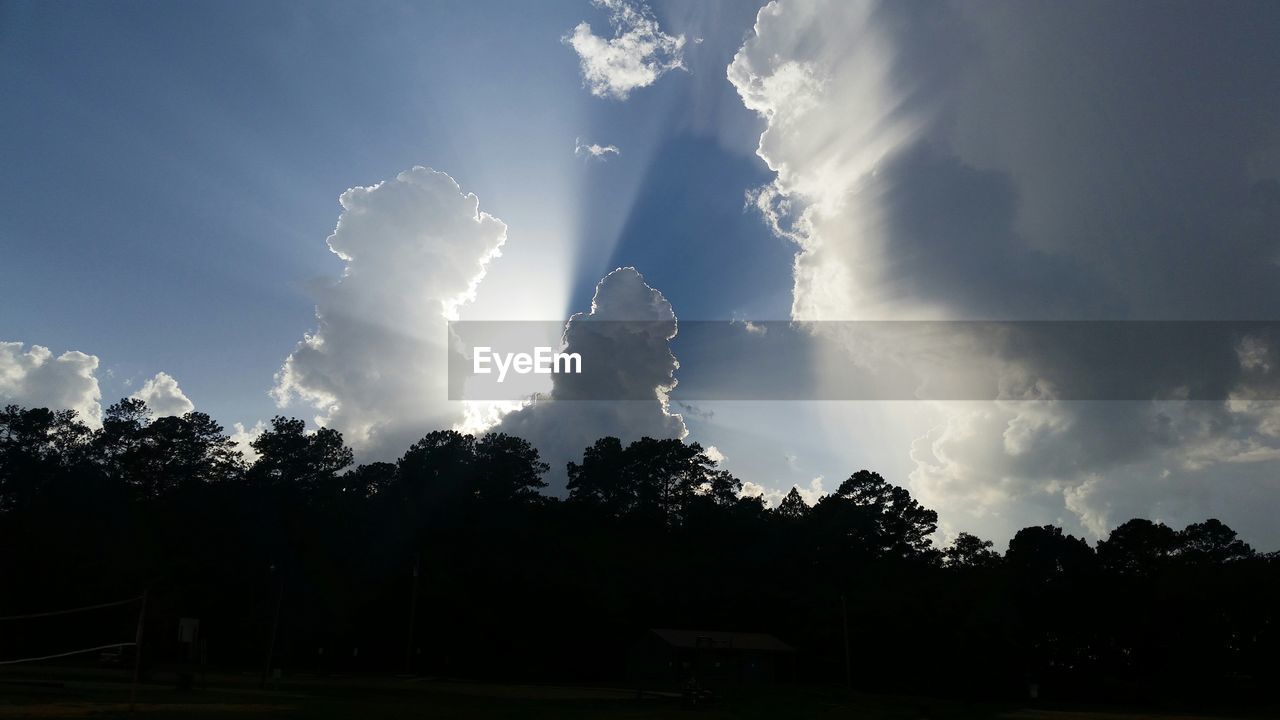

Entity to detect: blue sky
[5,0,1280,547]
[1,0,783,424]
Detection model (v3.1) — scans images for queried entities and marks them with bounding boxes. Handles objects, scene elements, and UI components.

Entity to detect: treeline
[2,400,1279,704]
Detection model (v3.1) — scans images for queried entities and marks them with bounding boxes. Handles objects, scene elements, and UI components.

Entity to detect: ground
[0,667,1271,719]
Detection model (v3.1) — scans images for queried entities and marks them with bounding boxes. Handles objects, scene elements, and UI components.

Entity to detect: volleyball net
[0,594,144,665]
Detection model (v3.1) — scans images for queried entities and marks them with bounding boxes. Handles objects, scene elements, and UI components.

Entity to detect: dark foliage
[1,400,1277,706]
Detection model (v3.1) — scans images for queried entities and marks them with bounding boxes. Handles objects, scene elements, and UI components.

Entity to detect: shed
[628,628,795,687]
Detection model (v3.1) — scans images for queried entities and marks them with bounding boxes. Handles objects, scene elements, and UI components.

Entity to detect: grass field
[0,667,1271,719]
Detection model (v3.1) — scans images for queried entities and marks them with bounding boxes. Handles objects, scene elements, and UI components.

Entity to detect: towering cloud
[0,342,103,427]
[730,1,1280,543]
[565,0,685,100]
[494,267,687,490]
[272,167,507,457]
[130,371,194,418]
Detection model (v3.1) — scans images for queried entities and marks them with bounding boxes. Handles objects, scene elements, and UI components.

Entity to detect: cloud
[230,420,267,464]
[740,480,773,503]
[0,341,103,428]
[574,137,621,160]
[741,475,825,507]
[729,1,1280,544]
[1,341,200,431]
[910,397,1280,543]
[731,0,1280,322]
[728,0,1104,322]
[564,0,685,100]
[676,402,714,422]
[271,166,507,458]
[130,371,194,417]
[493,267,687,491]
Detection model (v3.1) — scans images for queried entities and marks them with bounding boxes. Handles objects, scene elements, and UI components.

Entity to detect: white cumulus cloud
[729,0,1280,545]
[741,476,825,507]
[130,371,194,417]
[565,0,685,100]
[271,166,507,458]
[0,341,103,427]
[229,420,268,464]
[493,267,687,491]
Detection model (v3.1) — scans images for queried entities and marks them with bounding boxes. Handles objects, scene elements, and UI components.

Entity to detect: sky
[4,0,1280,549]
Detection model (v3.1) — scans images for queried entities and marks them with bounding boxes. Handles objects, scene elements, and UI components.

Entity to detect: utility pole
[405,553,420,675]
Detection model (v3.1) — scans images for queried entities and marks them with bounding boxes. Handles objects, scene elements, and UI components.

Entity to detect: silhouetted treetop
[810,470,939,562]
[249,416,353,494]
[474,433,549,504]
[566,436,628,512]
[1096,518,1179,575]
[1006,525,1096,581]
[2,398,1278,701]
[1179,518,1254,564]
[0,404,93,511]
[394,429,549,509]
[774,487,810,521]
[566,436,737,525]
[944,532,1001,569]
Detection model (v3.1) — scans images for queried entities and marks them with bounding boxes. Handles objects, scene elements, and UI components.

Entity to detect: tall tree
[810,470,939,562]
[1178,518,1254,564]
[248,416,352,495]
[339,461,398,499]
[566,436,629,513]
[622,437,716,525]
[774,487,811,521]
[473,433,549,504]
[1005,525,1095,582]
[944,532,1001,569]
[0,405,93,511]
[396,430,476,507]
[1096,518,1179,575]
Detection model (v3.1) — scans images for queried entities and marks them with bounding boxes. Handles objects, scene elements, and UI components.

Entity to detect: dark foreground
[2,667,1277,720]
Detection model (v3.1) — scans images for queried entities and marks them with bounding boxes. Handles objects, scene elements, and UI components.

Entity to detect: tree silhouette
[339,461,398,499]
[396,429,477,508]
[249,416,353,494]
[473,433,549,504]
[944,532,1001,569]
[0,405,92,512]
[1006,524,1095,581]
[1179,518,1254,563]
[1,398,1278,707]
[566,436,628,513]
[1096,518,1179,575]
[810,470,939,562]
[567,436,723,525]
[774,487,810,520]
